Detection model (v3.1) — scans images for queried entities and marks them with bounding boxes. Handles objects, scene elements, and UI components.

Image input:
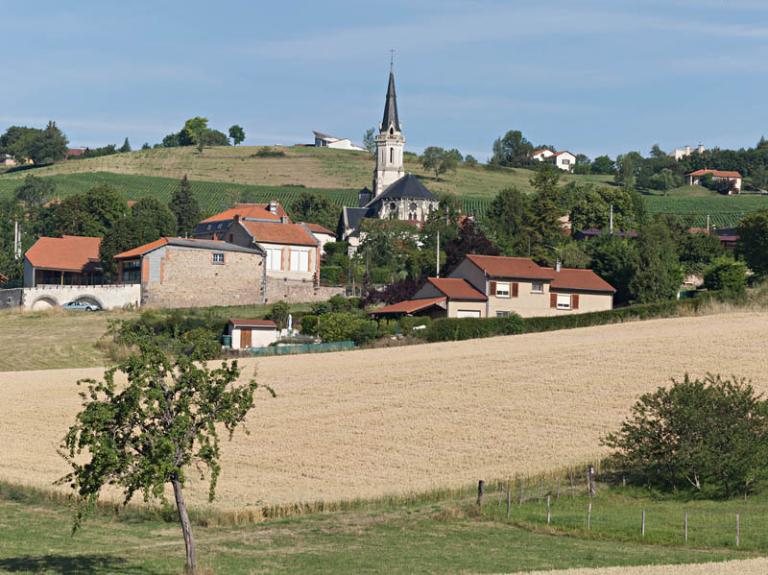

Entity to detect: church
[338,69,439,250]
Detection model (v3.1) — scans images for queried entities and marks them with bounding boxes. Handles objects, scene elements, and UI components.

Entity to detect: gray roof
[381,71,400,132]
[165,238,265,255]
[341,207,370,237]
[368,174,436,204]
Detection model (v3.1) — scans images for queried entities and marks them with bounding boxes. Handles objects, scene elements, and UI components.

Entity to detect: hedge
[423,315,525,342]
[523,301,681,333]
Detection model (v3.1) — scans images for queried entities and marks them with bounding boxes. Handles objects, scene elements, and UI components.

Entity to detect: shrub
[399,316,432,335]
[317,311,379,345]
[703,257,747,298]
[604,374,768,497]
[267,301,290,329]
[424,315,524,342]
[320,265,344,285]
[301,315,319,336]
[524,301,679,333]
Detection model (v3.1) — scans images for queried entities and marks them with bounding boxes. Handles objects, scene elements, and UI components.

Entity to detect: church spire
[381,70,400,133]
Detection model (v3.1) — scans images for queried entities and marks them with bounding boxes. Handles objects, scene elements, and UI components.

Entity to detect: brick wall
[143,246,265,309]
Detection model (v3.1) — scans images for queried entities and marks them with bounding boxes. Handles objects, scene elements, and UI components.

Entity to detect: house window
[212,252,225,265]
[496,311,510,318]
[561,159,571,165]
[266,248,282,271]
[531,281,544,294]
[556,294,571,310]
[496,282,510,298]
[289,250,309,272]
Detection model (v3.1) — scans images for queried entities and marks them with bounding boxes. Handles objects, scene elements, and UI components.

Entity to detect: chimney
[268,200,278,215]
[233,214,240,223]
[280,216,289,224]
[555,259,562,273]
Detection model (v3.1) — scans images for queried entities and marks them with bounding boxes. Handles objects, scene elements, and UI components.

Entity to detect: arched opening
[71,295,104,309]
[31,296,58,311]
[389,126,394,135]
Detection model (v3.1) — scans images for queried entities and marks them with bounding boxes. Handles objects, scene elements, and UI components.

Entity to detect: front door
[240,328,252,348]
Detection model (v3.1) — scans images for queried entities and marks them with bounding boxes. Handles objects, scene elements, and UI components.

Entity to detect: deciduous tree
[228,125,245,146]
[737,209,768,277]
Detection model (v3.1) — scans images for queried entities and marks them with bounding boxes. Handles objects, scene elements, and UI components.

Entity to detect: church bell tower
[372,69,405,197]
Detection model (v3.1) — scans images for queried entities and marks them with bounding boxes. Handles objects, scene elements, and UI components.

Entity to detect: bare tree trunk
[172,477,196,574]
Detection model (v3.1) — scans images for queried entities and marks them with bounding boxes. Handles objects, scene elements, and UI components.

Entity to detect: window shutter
[572,294,580,309]
[550,293,557,308]
[512,282,519,297]
[489,281,497,296]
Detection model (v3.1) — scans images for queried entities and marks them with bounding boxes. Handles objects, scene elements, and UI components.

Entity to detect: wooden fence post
[684,512,688,544]
[556,477,561,500]
[736,513,740,547]
[587,502,592,531]
[641,509,646,537]
[506,480,511,519]
[587,465,596,497]
[547,495,552,525]
[476,480,485,507]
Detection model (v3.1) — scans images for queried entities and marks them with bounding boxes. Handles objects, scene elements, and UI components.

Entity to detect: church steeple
[381,71,400,133]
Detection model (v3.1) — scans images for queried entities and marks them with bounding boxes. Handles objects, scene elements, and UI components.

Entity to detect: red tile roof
[369,296,447,316]
[548,268,616,293]
[301,222,335,235]
[201,203,289,223]
[466,254,553,280]
[687,169,742,179]
[25,235,101,272]
[114,237,169,259]
[229,319,277,328]
[427,277,487,301]
[240,221,318,247]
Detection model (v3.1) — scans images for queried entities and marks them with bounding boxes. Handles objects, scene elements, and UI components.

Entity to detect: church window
[390,148,394,163]
[389,202,397,212]
[409,202,417,211]
[389,127,394,135]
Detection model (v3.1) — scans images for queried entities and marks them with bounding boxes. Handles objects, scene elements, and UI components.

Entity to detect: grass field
[0,481,755,575]
[2,311,767,512]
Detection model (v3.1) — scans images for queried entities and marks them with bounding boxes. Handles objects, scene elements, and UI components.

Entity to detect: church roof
[341,206,371,237]
[369,174,436,204]
[381,71,400,132]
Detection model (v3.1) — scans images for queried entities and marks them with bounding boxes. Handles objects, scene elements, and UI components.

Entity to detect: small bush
[267,301,290,329]
[399,316,432,334]
[424,315,524,342]
[317,311,379,345]
[320,265,344,285]
[301,315,319,336]
[252,147,286,158]
[703,257,747,299]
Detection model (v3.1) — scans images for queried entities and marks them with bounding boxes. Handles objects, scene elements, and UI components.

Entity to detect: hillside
[2,311,766,510]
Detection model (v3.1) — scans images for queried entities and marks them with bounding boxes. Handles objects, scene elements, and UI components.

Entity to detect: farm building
[227,319,279,349]
[371,254,615,319]
[23,235,103,287]
[686,169,742,194]
[300,222,336,254]
[312,131,366,152]
[114,237,266,309]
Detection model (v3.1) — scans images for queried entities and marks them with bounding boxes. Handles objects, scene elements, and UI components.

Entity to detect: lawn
[0,482,750,575]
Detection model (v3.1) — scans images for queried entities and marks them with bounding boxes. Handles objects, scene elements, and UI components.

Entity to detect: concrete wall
[141,245,265,309]
[265,277,343,304]
[231,326,279,349]
[447,300,486,318]
[22,284,141,310]
[0,288,23,309]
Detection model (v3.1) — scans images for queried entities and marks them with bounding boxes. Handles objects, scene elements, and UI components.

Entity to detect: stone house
[371,254,615,319]
[114,237,266,309]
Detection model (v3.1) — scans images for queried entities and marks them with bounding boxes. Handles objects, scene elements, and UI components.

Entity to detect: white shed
[228,319,279,349]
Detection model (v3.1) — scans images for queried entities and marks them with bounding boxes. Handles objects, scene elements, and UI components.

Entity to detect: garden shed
[228,319,279,350]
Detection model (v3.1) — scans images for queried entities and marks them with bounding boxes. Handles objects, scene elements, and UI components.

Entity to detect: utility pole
[706,214,711,234]
[436,229,440,277]
[13,220,22,260]
[609,204,614,235]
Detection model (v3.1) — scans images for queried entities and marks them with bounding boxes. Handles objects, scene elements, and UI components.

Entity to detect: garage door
[456,309,481,318]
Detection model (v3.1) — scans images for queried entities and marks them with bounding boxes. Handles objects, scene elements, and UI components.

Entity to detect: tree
[363,127,376,154]
[568,184,638,234]
[58,339,270,574]
[615,152,642,191]
[40,185,126,237]
[737,210,768,277]
[228,125,245,146]
[703,257,747,298]
[464,154,478,168]
[267,301,290,329]
[591,155,615,175]
[0,123,68,164]
[586,235,638,305]
[629,220,683,303]
[528,166,565,261]
[288,192,338,230]
[443,219,499,274]
[119,138,131,153]
[421,146,458,180]
[14,175,55,209]
[490,130,534,168]
[678,232,725,275]
[169,175,202,236]
[184,117,209,151]
[604,374,768,497]
[486,186,531,255]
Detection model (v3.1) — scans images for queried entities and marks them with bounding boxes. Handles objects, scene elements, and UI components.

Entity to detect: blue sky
[2,0,767,160]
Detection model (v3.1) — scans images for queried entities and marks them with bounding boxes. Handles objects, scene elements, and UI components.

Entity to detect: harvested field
[513,557,768,575]
[1,312,767,510]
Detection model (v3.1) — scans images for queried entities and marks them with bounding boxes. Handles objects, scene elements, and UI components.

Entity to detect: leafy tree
[119,138,131,153]
[0,126,39,161]
[703,257,747,298]
[14,175,55,209]
[443,219,499,275]
[568,184,638,233]
[490,130,534,168]
[40,185,126,237]
[528,166,565,261]
[559,241,591,269]
[486,186,530,255]
[358,219,420,284]
[591,155,615,175]
[678,232,725,275]
[228,125,245,146]
[464,154,478,168]
[737,210,768,277]
[585,235,638,305]
[0,122,68,164]
[604,374,768,497]
[446,148,463,163]
[615,152,642,191]
[649,144,666,159]
[184,117,209,152]
[363,127,376,154]
[421,146,458,180]
[288,192,338,230]
[58,339,269,574]
[267,301,290,329]
[629,220,683,303]
[142,142,151,150]
[169,175,202,236]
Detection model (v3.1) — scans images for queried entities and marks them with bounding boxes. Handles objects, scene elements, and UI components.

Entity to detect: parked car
[62,300,101,312]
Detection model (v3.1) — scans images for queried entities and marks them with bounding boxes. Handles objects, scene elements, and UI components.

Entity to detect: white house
[686,169,743,194]
[301,222,336,254]
[672,144,705,161]
[227,319,279,349]
[531,148,555,161]
[552,151,577,172]
[313,131,366,152]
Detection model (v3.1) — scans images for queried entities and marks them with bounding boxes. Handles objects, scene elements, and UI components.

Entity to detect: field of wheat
[513,557,768,575]
[1,311,767,511]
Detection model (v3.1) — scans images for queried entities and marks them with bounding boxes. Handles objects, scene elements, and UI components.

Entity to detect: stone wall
[265,277,343,304]
[142,245,265,309]
[21,284,141,310]
[0,288,23,309]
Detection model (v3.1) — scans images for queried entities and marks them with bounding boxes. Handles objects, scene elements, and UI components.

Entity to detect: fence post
[547,495,552,526]
[506,480,511,519]
[518,475,524,505]
[684,512,688,544]
[587,502,592,531]
[736,513,740,547]
[476,480,485,508]
[641,509,646,537]
[587,465,596,497]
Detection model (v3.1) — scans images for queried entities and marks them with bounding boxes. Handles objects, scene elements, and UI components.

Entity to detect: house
[301,222,336,254]
[339,69,439,248]
[671,144,705,161]
[1,154,17,167]
[227,319,279,349]
[531,148,577,172]
[194,201,290,240]
[23,236,103,287]
[531,148,555,161]
[371,254,615,319]
[686,169,742,194]
[65,148,87,159]
[114,237,266,309]
[313,131,366,152]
